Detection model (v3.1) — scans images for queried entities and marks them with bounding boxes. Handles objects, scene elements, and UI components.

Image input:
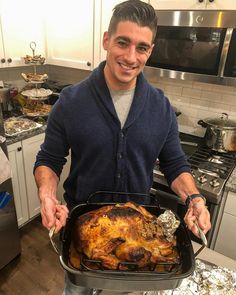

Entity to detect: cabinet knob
[17,147,22,152]
[208,0,214,2]
[7,58,12,63]
[1,58,6,63]
[198,0,204,2]
[87,61,91,67]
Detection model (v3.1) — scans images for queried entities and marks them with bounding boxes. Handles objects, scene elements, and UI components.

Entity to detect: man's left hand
[184,199,211,238]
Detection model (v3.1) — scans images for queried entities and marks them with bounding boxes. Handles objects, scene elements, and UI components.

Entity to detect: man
[34,0,211,294]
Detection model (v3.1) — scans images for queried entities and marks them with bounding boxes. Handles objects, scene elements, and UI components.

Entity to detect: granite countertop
[6,124,46,145]
[225,167,236,193]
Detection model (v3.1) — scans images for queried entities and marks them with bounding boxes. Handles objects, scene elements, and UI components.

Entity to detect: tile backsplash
[1,65,236,137]
[148,76,236,137]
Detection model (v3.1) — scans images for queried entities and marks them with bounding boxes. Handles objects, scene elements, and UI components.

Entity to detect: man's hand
[40,196,69,233]
[184,199,211,238]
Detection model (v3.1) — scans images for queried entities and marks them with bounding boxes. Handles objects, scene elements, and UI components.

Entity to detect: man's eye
[137,46,148,53]
[117,40,128,47]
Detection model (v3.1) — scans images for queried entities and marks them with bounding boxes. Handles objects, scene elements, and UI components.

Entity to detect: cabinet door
[7,142,29,227]
[22,133,45,219]
[149,0,236,10]
[0,0,45,67]
[214,212,236,260]
[45,0,94,70]
[149,0,202,10]
[206,0,236,9]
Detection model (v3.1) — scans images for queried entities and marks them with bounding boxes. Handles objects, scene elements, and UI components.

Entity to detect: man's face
[103,21,154,90]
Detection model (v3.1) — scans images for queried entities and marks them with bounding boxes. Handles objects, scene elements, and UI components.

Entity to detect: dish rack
[20,41,52,121]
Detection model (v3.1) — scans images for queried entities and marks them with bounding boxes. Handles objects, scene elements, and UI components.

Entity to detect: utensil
[194,220,207,257]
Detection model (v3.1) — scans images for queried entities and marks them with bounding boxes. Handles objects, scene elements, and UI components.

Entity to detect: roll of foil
[157,259,236,294]
[157,210,180,242]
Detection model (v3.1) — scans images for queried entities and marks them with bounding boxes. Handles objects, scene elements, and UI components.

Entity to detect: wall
[148,76,236,137]
[1,65,236,138]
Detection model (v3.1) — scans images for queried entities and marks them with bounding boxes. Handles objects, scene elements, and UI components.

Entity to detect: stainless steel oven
[145,10,236,86]
[152,133,236,249]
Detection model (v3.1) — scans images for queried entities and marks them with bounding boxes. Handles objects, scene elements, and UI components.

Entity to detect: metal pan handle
[194,221,208,257]
[86,191,160,207]
[49,226,60,254]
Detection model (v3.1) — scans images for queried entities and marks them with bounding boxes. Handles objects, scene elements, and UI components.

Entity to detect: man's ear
[103,31,109,50]
[148,43,155,57]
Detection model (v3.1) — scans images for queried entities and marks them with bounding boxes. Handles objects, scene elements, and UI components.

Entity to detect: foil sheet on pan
[148,259,236,295]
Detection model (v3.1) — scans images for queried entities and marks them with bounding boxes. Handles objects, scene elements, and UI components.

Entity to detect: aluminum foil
[157,210,180,241]
[158,259,236,295]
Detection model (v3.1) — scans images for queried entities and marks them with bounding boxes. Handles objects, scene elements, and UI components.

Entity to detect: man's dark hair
[108,0,158,42]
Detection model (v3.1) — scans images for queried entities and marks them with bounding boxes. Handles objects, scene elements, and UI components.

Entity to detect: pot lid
[204,113,236,129]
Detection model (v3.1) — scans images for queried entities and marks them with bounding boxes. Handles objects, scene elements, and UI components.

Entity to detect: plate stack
[21,41,52,118]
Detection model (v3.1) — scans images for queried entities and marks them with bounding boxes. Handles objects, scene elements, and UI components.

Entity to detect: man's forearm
[170,172,200,203]
[34,166,59,202]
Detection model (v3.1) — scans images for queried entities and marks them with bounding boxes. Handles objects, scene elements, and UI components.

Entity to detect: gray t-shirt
[109,88,135,128]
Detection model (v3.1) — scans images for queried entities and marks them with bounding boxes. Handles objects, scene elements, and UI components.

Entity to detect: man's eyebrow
[115,36,131,43]
[115,36,151,48]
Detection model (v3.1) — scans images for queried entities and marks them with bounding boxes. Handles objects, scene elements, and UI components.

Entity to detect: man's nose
[124,46,137,62]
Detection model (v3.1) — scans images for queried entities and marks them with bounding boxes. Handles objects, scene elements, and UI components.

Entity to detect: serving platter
[4,117,43,137]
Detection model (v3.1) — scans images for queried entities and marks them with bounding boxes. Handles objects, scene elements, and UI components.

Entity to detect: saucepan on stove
[198,113,236,153]
[49,191,207,292]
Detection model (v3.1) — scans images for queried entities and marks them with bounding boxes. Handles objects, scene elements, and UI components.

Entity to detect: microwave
[144,10,236,86]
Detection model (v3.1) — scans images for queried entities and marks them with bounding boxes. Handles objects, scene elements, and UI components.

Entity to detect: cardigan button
[117,173,121,178]
[118,152,123,159]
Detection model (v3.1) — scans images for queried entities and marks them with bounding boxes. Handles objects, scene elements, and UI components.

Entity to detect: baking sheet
[4,117,43,137]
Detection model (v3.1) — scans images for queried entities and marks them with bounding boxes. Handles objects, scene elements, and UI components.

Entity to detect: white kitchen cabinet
[0,0,45,68]
[149,0,236,10]
[7,142,29,227]
[45,0,95,70]
[214,191,236,260]
[22,133,45,219]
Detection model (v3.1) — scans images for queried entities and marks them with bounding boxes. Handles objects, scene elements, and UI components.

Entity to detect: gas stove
[187,147,235,203]
[153,133,236,204]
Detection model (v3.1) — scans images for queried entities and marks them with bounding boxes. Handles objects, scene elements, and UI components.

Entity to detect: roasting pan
[50,191,206,292]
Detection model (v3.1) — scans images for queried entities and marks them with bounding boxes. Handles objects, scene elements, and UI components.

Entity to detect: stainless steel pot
[198,113,236,153]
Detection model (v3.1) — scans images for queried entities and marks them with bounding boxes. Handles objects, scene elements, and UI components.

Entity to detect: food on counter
[21,88,52,98]
[4,117,42,136]
[23,54,45,65]
[21,72,48,83]
[161,259,236,294]
[22,103,52,117]
[71,202,179,271]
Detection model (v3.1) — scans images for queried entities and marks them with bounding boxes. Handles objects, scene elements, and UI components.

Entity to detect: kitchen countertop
[5,122,236,194]
[192,241,236,270]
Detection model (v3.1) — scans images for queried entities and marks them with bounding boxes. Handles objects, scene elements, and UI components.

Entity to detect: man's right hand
[40,196,69,233]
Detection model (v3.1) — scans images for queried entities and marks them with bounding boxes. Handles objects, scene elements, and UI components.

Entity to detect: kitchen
[1,0,236,293]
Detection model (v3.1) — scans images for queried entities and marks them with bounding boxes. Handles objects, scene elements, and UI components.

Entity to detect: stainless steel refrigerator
[0,105,21,269]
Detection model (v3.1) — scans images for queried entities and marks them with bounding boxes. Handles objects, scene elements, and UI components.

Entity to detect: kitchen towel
[0,146,12,185]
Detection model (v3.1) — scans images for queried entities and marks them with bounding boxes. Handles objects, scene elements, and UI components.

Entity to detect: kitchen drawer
[224,191,236,216]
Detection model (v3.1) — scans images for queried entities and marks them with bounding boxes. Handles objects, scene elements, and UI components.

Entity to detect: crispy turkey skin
[73,202,179,270]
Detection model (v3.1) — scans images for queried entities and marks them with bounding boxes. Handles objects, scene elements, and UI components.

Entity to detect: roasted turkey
[72,202,179,270]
